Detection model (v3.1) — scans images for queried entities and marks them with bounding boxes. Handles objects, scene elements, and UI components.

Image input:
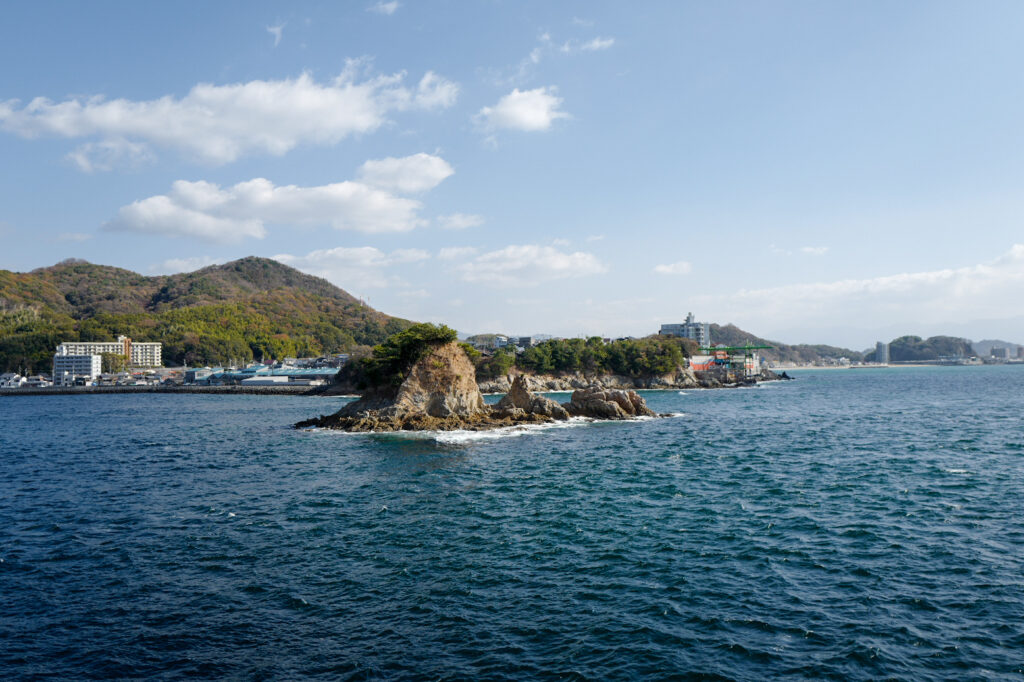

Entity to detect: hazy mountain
[709,323,864,364]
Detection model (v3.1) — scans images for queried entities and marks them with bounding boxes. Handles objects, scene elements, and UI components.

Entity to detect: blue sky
[2,1,1024,349]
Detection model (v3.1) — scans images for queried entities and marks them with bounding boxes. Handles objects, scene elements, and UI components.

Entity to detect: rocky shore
[477,367,787,394]
[296,341,662,432]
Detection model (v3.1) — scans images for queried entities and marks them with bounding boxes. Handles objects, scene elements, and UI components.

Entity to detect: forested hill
[0,257,413,372]
[709,323,864,364]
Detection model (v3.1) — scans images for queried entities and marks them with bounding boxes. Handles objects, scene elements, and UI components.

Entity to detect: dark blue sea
[2,366,1023,680]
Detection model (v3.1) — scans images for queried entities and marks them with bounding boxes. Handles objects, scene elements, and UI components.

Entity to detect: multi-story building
[660,312,711,347]
[53,352,101,385]
[56,335,162,367]
[875,341,890,364]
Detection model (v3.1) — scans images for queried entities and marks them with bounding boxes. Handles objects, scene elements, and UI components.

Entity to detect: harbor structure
[53,352,102,386]
[660,312,711,347]
[56,336,162,367]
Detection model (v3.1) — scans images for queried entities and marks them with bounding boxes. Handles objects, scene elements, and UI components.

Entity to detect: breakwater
[0,385,323,397]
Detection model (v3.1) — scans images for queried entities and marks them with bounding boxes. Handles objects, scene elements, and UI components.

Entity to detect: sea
[2,366,1022,680]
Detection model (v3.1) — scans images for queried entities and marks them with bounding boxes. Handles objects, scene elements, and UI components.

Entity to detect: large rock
[562,384,658,419]
[495,375,570,420]
[298,344,663,432]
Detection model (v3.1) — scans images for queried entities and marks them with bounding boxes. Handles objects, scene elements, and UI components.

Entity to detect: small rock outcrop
[562,385,658,419]
[297,342,662,432]
[495,375,570,420]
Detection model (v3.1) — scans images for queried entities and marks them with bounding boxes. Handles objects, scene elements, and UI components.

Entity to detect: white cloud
[267,23,285,47]
[654,261,692,275]
[357,152,453,193]
[66,138,153,172]
[800,246,829,256]
[105,176,433,243]
[698,244,1024,333]
[579,37,615,51]
[273,246,428,289]
[552,238,570,247]
[0,64,458,167]
[586,234,605,242]
[150,256,222,274]
[368,1,399,15]
[437,213,484,230]
[475,87,569,132]
[437,246,478,260]
[459,244,607,286]
[54,232,93,242]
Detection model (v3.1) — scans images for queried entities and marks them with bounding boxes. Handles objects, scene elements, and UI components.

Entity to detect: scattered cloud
[586,234,605,242]
[267,23,285,47]
[459,244,607,286]
[560,37,615,53]
[368,1,399,15]
[551,238,570,247]
[475,87,569,132]
[150,256,222,274]
[54,232,93,242]
[437,213,484,230]
[357,152,453,193]
[66,138,153,172]
[396,288,429,299]
[105,153,455,243]
[496,31,615,87]
[800,246,829,256]
[653,261,692,275]
[698,244,1024,333]
[273,246,428,289]
[0,63,458,167]
[437,246,478,260]
[571,17,594,27]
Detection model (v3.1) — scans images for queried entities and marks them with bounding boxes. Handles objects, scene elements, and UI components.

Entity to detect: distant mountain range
[0,257,412,372]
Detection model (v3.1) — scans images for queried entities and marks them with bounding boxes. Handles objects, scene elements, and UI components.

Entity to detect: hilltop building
[660,312,711,347]
[56,336,162,367]
[875,341,890,364]
[53,352,101,386]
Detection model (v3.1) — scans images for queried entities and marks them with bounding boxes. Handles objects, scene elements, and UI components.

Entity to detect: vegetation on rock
[506,335,696,378]
[339,323,458,391]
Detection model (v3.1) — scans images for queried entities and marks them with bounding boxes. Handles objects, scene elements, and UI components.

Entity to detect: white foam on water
[944,468,970,474]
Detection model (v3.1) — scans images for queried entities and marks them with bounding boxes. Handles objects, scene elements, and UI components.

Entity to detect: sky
[2,1,1024,350]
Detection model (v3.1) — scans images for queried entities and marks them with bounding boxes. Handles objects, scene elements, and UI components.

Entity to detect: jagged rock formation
[563,385,657,419]
[297,342,663,432]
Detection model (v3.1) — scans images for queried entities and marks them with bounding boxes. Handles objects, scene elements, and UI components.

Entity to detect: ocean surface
[2,366,1023,680]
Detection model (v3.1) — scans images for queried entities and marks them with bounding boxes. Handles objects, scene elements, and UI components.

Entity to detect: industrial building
[57,335,162,367]
[660,312,711,347]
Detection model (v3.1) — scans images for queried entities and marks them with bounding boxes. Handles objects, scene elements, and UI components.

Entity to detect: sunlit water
[2,366,1023,679]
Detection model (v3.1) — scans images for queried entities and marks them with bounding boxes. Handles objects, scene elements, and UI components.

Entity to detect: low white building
[53,352,101,386]
[0,372,27,388]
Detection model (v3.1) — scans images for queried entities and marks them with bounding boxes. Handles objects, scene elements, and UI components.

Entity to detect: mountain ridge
[0,257,412,372]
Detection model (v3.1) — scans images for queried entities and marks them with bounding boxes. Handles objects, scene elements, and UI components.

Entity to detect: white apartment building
[56,335,162,367]
[53,352,102,385]
[660,312,712,347]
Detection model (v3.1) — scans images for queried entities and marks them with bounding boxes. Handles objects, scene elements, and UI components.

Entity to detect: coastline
[0,385,332,397]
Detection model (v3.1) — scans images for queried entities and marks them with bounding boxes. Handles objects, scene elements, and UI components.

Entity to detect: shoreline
[0,385,330,397]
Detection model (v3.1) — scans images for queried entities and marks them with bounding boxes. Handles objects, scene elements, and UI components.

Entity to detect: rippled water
[2,367,1023,679]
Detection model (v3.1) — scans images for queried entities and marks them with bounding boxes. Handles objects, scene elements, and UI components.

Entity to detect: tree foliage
[511,335,693,378]
[340,323,458,390]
